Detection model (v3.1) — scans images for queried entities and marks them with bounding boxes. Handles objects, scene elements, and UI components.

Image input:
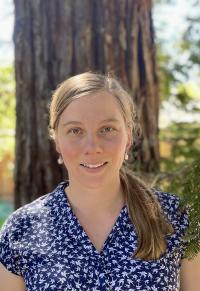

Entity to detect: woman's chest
[17,231,182,291]
[14,207,183,290]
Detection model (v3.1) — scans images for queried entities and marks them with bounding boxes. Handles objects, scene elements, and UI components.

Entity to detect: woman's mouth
[80,162,108,172]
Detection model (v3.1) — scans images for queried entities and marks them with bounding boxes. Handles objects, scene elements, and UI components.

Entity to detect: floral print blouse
[0,181,189,291]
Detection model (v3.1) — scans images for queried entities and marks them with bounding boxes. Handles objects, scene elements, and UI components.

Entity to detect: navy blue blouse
[0,181,189,290]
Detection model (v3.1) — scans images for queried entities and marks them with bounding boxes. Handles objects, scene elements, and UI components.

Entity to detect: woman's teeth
[81,162,107,168]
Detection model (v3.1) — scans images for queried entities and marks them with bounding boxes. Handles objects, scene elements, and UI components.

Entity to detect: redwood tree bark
[14,0,159,208]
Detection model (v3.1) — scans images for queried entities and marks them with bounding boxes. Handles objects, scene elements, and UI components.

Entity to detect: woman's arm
[0,262,25,291]
[180,252,200,291]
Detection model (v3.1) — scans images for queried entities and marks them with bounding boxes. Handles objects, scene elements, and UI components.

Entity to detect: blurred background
[0,0,200,231]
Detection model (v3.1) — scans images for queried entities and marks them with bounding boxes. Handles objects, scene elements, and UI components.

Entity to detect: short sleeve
[0,211,23,276]
[154,190,190,259]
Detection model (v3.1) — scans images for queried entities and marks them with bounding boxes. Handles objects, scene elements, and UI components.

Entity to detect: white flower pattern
[0,181,189,290]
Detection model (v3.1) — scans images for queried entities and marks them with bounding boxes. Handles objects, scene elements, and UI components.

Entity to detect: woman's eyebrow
[62,118,120,127]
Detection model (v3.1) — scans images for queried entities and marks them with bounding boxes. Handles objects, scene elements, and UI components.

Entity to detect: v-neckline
[61,181,127,256]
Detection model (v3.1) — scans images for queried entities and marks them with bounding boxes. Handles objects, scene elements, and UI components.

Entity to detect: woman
[0,72,199,290]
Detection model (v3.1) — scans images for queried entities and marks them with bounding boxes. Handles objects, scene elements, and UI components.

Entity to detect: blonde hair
[49,72,174,260]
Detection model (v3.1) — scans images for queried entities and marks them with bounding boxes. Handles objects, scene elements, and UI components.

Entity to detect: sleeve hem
[0,259,21,276]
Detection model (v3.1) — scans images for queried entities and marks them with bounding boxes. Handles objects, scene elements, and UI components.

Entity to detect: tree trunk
[14,0,159,208]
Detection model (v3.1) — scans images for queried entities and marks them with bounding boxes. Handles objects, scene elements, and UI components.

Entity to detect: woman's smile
[80,161,108,173]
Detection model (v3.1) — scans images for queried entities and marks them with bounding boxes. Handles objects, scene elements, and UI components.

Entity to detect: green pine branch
[151,158,200,260]
[179,159,200,260]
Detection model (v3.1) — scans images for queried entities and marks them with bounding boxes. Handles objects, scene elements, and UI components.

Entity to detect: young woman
[0,72,199,290]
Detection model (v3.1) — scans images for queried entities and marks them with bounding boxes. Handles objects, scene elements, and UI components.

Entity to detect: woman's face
[55,90,132,189]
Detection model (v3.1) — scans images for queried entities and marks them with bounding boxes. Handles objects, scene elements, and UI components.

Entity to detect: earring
[124,152,129,161]
[57,155,63,164]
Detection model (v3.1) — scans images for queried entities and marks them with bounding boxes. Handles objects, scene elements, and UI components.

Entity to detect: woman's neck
[64,178,125,217]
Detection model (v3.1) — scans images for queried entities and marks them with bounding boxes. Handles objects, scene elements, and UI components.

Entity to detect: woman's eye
[101,127,115,133]
[67,127,115,135]
[68,128,82,135]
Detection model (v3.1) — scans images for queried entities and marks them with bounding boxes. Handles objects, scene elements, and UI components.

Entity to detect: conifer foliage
[180,159,200,259]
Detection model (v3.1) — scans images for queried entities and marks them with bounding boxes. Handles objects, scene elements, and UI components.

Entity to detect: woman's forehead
[62,91,124,117]
[58,94,127,129]
[61,117,122,128]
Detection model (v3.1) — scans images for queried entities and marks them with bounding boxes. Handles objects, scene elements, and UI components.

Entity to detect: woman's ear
[54,135,61,154]
[126,123,133,151]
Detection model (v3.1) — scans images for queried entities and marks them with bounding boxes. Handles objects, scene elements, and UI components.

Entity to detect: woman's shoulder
[152,188,182,212]
[0,181,67,275]
[0,181,66,235]
[1,192,50,231]
[151,188,190,232]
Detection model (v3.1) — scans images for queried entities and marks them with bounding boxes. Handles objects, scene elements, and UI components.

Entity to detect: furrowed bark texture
[14,0,159,208]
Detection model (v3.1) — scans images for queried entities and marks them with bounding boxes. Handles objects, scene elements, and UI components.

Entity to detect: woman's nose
[84,134,103,154]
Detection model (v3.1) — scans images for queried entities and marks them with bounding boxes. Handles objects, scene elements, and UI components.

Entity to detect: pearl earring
[125,152,129,161]
[57,155,63,164]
